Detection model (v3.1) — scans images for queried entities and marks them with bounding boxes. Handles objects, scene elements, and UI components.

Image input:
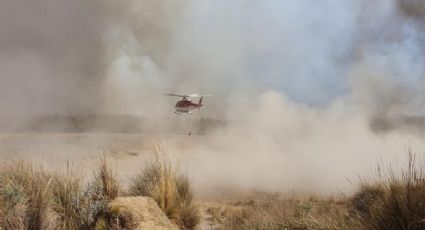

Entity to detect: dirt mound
[108,197,179,230]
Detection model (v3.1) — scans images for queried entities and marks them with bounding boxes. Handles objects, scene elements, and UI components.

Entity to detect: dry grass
[94,156,119,200]
[215,193,358,230]
[0,158,120,230]
[208,151,425,230]
[49,158,120,229]
[1,147,425,230]
[0,182,27,229]
[352,151,425,230]
[214,151,425,230]
[0,151,192,229]
[0,161,86,229]
[50,172,83,229]
[129,143,200,229]
[0,160,53,229]
[82,157,120,228]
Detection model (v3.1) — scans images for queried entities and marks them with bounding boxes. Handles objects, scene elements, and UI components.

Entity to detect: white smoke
[1,0,425,194]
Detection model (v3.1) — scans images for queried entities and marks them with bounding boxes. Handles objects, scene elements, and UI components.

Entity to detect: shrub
[0,160,53,229]
[82,156,120,228]
[50,173,82,229]
[129,143,199,229]
[353,151,425,230]
[0,158,120,230]
[94,157,119,200]
[0,182,27,229]
[351,183,385,216]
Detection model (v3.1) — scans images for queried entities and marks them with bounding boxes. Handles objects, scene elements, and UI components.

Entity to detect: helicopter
[164,93,212,136]
[164,93,212,115]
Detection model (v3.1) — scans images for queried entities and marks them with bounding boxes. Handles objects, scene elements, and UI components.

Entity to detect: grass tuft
[0,158,121,230]
[82,157,120,228]
[353,151,425,230]
[94,157,119,200]
[0,160,53,229]
[129,143,200,229]
[0,182,27,229]
[50,172,84,229]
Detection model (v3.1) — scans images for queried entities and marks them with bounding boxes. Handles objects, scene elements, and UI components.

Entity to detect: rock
[107,197,179,230]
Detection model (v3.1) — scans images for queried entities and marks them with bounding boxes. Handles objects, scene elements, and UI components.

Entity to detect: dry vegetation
[0,159,117,229]
[128,143,200,229]
[351,151,425,230]
[203,151,425,230]
[204,194,358,230]
[1,148,425,230]
[0,144,199,230]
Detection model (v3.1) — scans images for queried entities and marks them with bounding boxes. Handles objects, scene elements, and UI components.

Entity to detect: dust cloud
[1,0,425,194]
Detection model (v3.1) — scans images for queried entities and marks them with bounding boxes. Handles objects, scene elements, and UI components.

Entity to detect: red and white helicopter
[165,93,212,136]
[165,93,212,115]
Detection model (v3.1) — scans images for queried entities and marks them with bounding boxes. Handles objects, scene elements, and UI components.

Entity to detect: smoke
[2,0,424,118]
[2,0,425,194]
[0,0,112,116]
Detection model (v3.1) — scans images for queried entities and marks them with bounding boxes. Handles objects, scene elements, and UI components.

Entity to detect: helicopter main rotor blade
[186,94,213,97]
[164,93,213,98]
[164,93,186,97]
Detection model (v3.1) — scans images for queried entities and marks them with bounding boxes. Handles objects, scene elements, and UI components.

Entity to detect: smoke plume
[1,0,425,194]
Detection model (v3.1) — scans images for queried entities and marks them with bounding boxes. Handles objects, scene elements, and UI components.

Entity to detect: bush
[0,182,27,229]
[50,173,83,229]
[82,156,120,228]
[129,143,200,229]
[0,158,120,230]
[353,151,425,230]
[94,157,119,200]
[351,184,385,216]
[0,160,53,229]
[50,157,120,229]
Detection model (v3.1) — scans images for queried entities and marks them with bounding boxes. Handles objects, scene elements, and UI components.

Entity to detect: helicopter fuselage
[175,97,204,113]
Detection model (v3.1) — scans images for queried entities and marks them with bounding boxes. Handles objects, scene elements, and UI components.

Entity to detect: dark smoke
[398,0,425,18]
